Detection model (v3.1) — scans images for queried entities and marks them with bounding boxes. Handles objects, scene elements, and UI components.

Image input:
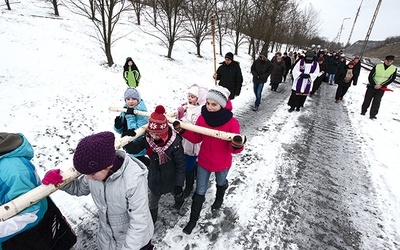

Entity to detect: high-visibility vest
[373,64,396,84]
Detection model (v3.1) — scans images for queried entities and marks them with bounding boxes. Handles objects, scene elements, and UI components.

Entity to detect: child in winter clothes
[42,132,154,250]
[0,133,76,250]
[173,86,245,235]
[124,105,186,224]
[123,57,141,88]
[334,61,355,103]
[176,84,207,198]
[114,88,149,166]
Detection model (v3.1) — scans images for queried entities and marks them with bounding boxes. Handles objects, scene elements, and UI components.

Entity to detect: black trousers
[335,85,350,100]
[361,88,385,117]
[2,198,76,250]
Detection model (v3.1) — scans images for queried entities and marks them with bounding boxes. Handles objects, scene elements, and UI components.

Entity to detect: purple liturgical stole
[296,60,318,93]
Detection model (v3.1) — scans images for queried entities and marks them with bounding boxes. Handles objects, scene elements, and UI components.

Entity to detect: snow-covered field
[1,1,399,249]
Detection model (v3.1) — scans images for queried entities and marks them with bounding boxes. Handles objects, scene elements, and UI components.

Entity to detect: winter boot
[150,208,158,224]
[182,193,205,235]
[183,171,195,198]
[172,194,185,210]
[211,182,228,210]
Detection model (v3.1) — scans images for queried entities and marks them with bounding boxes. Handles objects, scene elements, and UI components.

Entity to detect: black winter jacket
[251,58,273,84]
[124,128,185,195]
[216,61,243,99]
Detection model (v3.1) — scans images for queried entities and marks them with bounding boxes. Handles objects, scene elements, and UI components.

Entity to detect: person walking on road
[213,52,243,100]
[250,51,272,111]
[361,55,397,119]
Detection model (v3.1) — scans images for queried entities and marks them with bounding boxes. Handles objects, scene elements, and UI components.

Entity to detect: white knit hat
[206,86,230,108]
[187,85,199,97]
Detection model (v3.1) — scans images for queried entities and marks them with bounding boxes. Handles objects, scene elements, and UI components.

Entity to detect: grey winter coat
[62,150,154,250]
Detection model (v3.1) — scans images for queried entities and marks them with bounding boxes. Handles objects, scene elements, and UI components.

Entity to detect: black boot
[183,193,205,234]
[150,208,158,224]
[183,171,195,198]
[211,182,228,210]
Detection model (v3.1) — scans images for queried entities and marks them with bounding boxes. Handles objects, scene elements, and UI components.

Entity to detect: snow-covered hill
[1,1,400,249]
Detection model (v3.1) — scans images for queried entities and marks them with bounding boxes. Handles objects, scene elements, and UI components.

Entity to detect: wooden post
[109,107,246,142]
[0,131,146,221]
[211,18,217,85]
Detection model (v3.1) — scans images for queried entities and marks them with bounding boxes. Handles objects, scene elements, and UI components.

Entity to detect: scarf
[344,69,353,83]
[201,105,233,127]
[146,130,176,165]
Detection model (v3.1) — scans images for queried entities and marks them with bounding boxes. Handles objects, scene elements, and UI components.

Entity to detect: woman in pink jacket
[173,85,245,235]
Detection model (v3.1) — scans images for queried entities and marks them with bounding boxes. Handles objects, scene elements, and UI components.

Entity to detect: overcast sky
[299,0,400,44]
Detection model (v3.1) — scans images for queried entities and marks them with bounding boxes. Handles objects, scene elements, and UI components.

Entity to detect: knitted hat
[206,86,230,108]
[124,88,140,100]
[0,133,23,156]
[73,132,116,174]
[225,52,234,61]
[260,51,268,58]
[148,105,169,139]
[187,85,199,97]
[385,55,395,61]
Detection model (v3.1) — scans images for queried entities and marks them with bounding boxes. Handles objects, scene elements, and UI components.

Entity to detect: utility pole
[359,0,382,60]
[334,17,350,50]
[346,0,363,46]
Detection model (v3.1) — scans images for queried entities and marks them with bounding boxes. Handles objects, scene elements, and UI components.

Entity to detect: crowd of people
[1,49,396,249]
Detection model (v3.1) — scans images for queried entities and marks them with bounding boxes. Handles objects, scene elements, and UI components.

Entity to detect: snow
[1,1,399,249]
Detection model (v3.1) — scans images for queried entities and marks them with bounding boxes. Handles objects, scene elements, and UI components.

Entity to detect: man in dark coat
[250,51,273,111]
[214,52,243,100]
[282,52,292,82]
[352,56,361,86]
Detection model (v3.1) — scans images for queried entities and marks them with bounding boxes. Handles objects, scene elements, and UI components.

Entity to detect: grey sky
[299,0,400,44]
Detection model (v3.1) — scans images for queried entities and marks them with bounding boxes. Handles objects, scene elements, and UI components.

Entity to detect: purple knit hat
[73,132,116,174]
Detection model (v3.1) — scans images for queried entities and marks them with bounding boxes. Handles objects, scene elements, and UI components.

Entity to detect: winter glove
[231,135,246,149]
[300,73,310,79]
[114,116,124,129]
[177,106,185,120]
[353,83,357,86]
[122,129,136,137]
[173,120,185,134]
[126,107,135,115]
[42,169,63,185]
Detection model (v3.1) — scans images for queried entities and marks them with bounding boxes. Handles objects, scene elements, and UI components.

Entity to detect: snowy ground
[1,1,399,249]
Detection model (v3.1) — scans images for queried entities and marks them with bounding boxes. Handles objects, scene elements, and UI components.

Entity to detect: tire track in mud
[265,84,394,249]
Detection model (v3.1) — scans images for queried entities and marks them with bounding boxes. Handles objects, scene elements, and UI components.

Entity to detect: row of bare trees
[5,0,323,66]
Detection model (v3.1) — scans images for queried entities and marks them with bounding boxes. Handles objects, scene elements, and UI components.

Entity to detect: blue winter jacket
[0,134,47,243]
[114,100,149,158]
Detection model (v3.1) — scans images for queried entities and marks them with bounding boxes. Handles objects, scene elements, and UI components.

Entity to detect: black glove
[126,107,135,115]
[231,135,246,149]
[174,186,183,196]
[300,73,310,79]
[353,83,357,86]
[114,116,124,129]
[122,129,136,137]
[173,120,185,134]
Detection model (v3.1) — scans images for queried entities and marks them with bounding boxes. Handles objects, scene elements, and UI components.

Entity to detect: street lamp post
[337,17,351,47]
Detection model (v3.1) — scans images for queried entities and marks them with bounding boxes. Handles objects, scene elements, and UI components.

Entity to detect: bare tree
[228,0,248,55]
[182,0,216,57]
[130,0,145,25]
[5,0,11,10]
[143,0,186,58]
[214,0,230,56]
[67,0,131,66]
[50,0,60,16]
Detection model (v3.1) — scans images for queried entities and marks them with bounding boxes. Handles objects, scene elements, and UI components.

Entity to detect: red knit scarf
[146,131,176,164]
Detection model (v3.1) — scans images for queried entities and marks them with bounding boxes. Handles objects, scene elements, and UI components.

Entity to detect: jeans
[195,165,229,195]
[253,82,265,107]
[328,74,336,84]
